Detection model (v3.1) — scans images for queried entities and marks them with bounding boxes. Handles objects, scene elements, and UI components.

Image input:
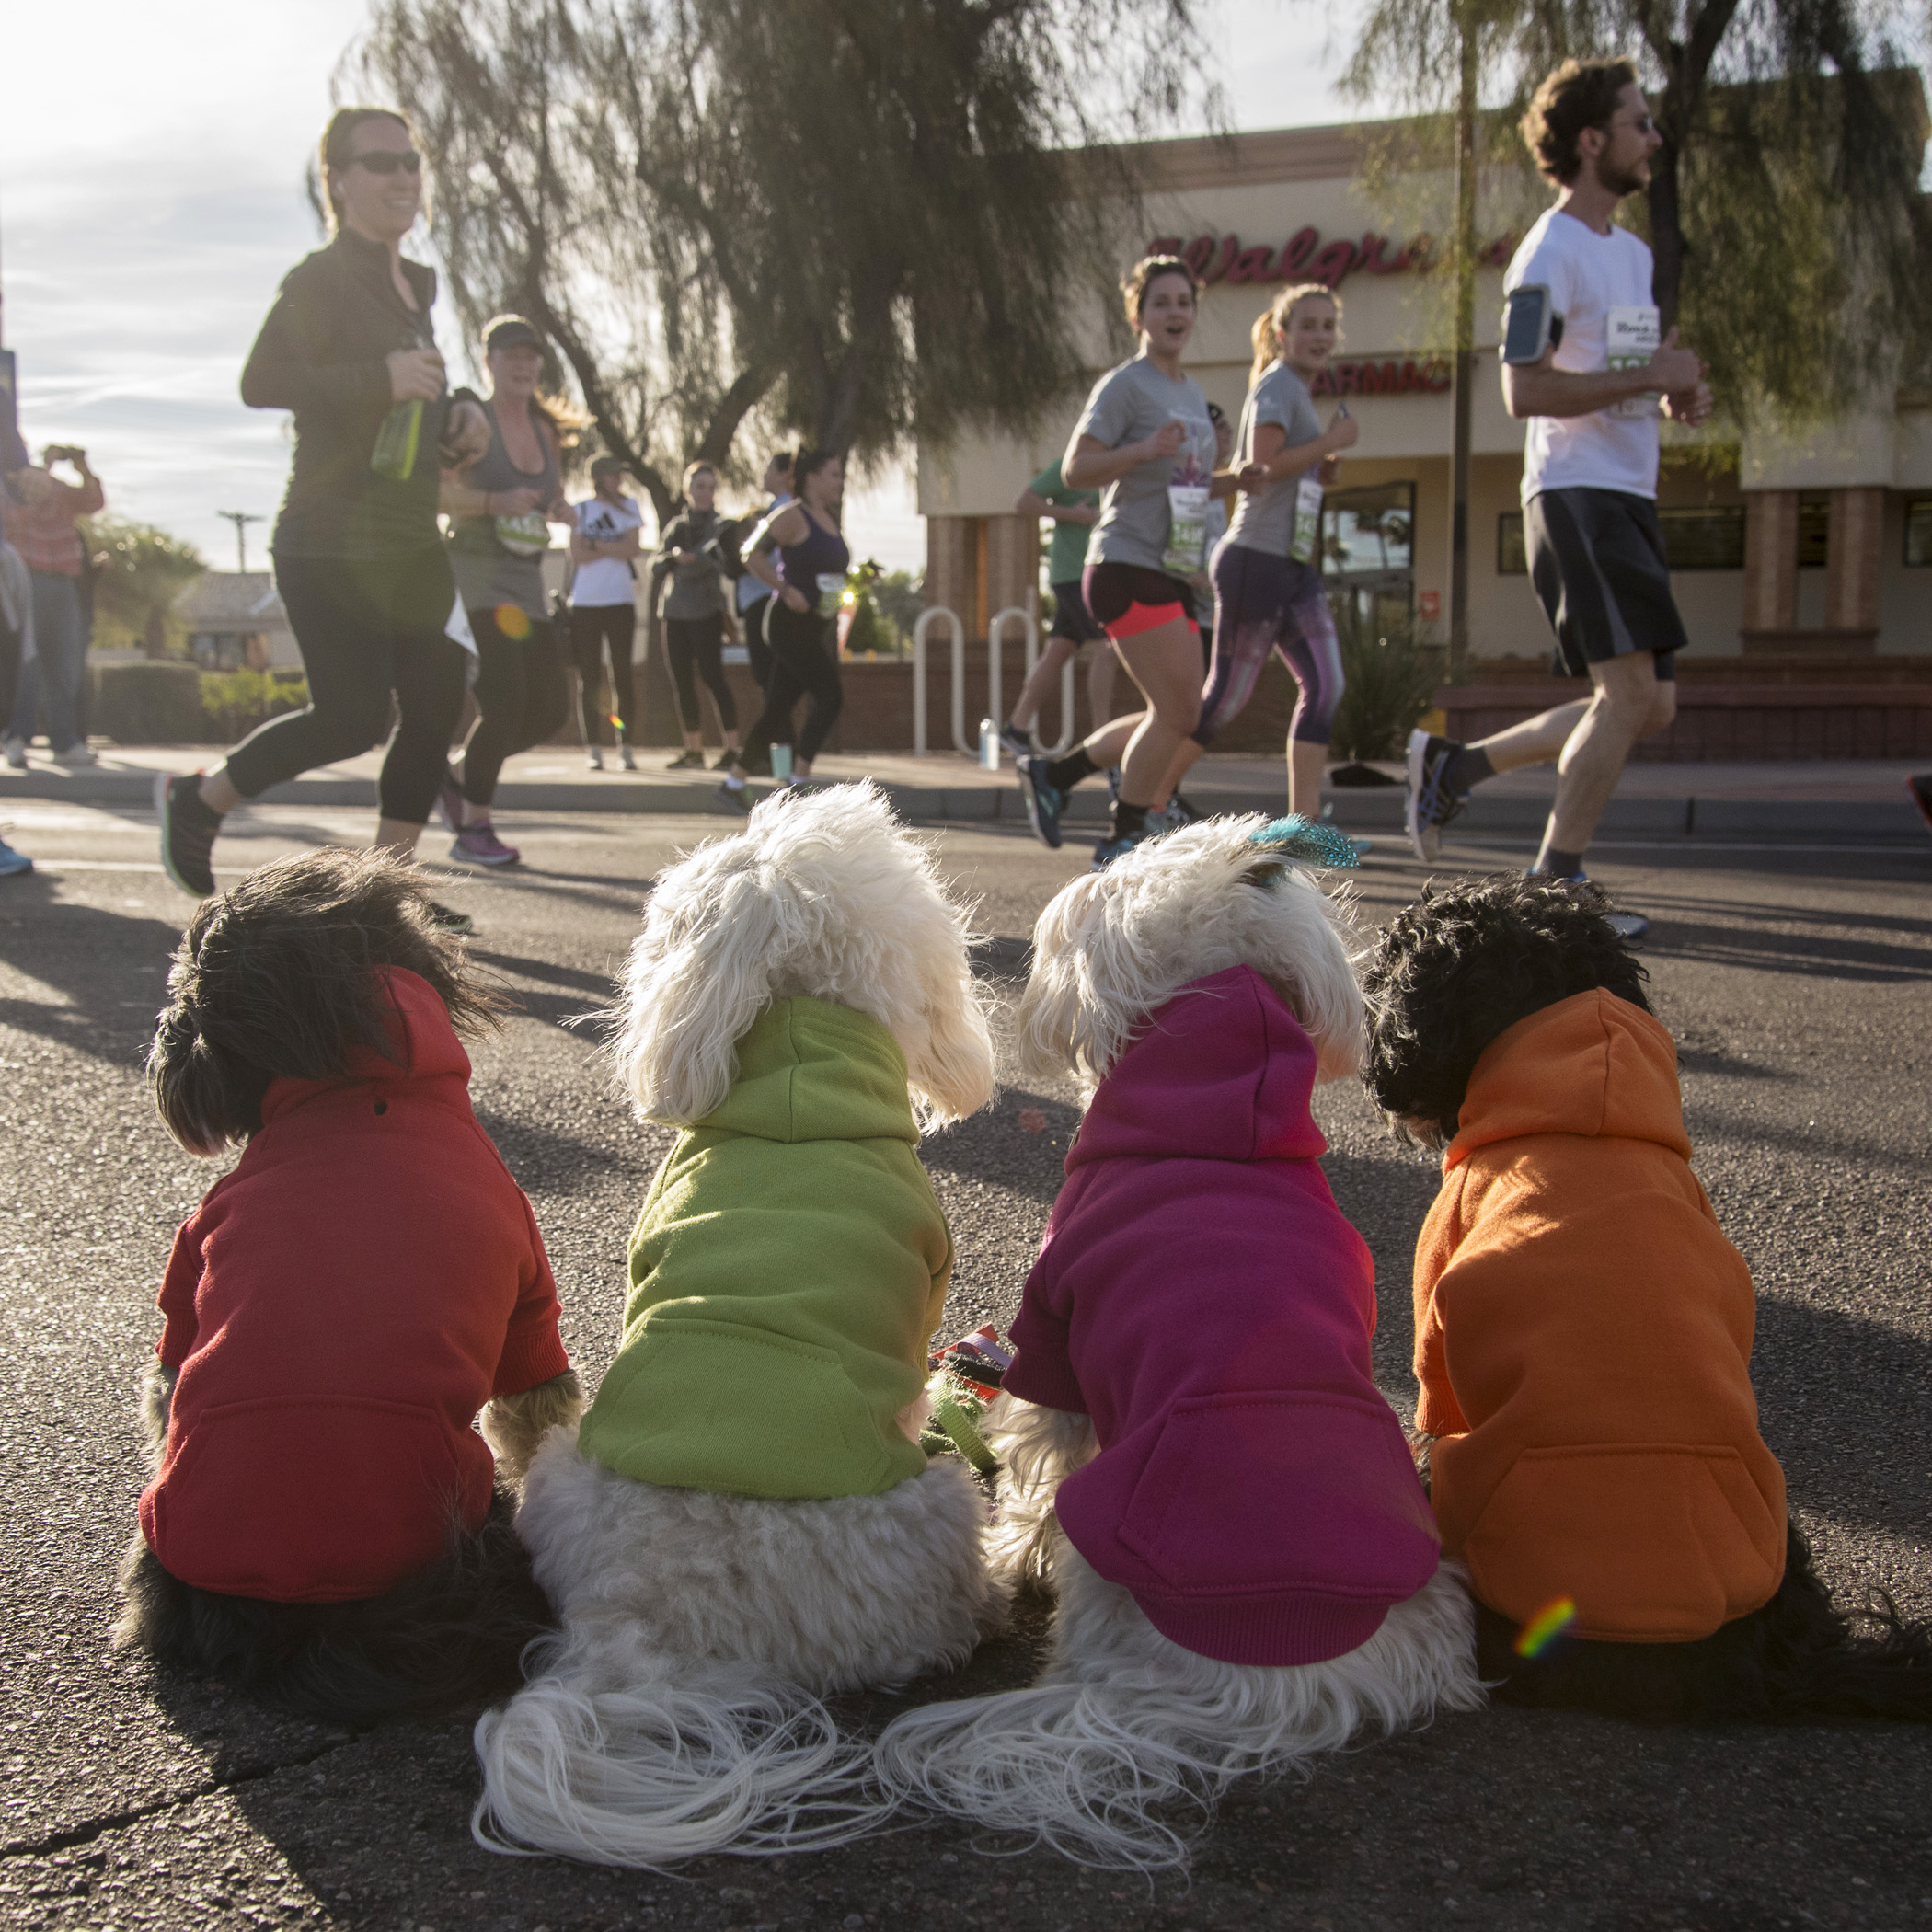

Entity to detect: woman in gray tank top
[438,316,576,867]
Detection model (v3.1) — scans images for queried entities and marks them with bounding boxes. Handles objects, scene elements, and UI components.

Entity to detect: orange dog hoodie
[1413,988,1787,1643]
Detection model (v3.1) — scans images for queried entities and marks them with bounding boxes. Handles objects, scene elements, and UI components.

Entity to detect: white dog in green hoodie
[472,781,1001,1868]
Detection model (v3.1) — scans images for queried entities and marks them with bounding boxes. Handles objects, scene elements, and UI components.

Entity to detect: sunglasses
[346,149,422,176]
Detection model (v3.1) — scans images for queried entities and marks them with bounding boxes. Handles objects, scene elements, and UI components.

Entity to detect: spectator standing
[436,316,578,867]
[1,444,105,768]
[654,462,741,771]
[998,454,1111,760]
[568,455,644,771]
[1404,58,1711,940]
[0,523,33,874]
[155,107,489,914]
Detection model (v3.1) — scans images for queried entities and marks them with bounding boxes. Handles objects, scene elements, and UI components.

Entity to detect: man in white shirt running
[1405,57,1711,937]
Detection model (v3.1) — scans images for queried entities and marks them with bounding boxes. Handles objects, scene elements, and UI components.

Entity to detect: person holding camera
[1404,59,1712,939]
[1,442,106,770]
[155,106,489,916]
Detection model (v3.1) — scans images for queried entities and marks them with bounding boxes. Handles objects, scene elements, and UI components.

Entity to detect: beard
[1594,151,1650,198]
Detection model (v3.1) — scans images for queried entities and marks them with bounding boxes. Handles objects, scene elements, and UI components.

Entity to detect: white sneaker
[617,744,637,772]
[52,743,98,768]
[586,746,604,771]
[2,738,25,770]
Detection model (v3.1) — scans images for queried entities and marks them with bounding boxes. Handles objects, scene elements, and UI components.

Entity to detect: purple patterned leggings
[1193,540,1345,747]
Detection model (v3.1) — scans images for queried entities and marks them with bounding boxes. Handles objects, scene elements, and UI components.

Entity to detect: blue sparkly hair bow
[1248,815,1360,870]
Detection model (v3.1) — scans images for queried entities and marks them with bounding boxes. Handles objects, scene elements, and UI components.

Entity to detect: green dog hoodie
[577,996,955,1500]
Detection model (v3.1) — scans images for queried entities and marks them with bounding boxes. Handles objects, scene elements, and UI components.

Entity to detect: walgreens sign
[1150,228,1514,289]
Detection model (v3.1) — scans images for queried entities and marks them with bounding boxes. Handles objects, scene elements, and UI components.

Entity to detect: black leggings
[665,614,736,733]
[741,593,775,688]
[456,607,569,806]
[742,601,843,765]
[569,604,638,742]
[226,551,467,825]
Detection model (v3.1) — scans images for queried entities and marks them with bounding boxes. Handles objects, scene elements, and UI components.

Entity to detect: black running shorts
[1525,487,1685,682]
[1047,577,1105,647]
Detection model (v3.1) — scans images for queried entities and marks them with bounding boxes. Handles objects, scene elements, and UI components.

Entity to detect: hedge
[88,662,312,745]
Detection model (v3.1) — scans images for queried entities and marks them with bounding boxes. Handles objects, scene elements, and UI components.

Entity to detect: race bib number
[443,593,477,658]
[1289,476,1324,566]
[816,572,847,619]
[1606,305,1662,420]
[494,512,550,556]
[1161,483,1211,578]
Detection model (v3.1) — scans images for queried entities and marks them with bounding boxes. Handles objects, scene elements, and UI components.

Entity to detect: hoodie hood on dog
[578,996,955,1501]
[1006,966,1441,1669]
[1414,989,1787,1643]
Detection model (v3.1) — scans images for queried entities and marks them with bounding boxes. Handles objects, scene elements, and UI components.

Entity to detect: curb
[4,765,1924,843]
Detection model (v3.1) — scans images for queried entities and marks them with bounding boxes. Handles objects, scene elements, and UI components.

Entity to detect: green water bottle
[370,398,424,482]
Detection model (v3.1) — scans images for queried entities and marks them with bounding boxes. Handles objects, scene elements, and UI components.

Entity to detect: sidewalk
[3,744,1926,840]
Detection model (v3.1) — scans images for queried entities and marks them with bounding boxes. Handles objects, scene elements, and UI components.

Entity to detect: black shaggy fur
[1478,1523,1932,1723]
[116,1491,554,1728]
[149,845,504,1156]
[1361,873,1650,1143]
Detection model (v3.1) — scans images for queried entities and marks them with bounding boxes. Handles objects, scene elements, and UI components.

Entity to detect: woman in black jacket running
[156,107,488,917]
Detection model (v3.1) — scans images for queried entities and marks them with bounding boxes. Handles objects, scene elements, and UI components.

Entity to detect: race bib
[1606,305,1662,420]
[443,593,477,658]
[816,572,847,619]
[494,512,550,556]
[1161,483,1211,578]
[1289,476,1324,566]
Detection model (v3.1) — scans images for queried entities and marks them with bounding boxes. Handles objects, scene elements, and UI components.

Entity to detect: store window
[1905,499,1932,566]
[1498,511,1526,575]
[1797,492,1830,568]
[1322,483,1415,634]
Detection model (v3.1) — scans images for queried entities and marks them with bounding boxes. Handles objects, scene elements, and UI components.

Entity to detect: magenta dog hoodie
[1005,964,1440,1666]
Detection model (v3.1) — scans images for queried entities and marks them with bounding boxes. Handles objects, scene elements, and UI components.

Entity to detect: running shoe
[1016,753,1065,850]
[1908,773,1932,834]
[155,771,219,898]
[1168,793,1201,826]
[711,752,742,772]
[738,747,774,778]
[1105,766,1122,804]
[618,744,637,772]
[1529,863,1650,943]
[586,746,604,771]
[2,737,24,771]
[1089,827,1150,871]
[449,821,521,867]
[52,742,98,768]
[715,779,753,814]
[428,901,475,935]
[0,835,31,878]
[1405,728,1468,863]
[666,749,705,770]
[997,720,1032,761]
[435,772,466,834]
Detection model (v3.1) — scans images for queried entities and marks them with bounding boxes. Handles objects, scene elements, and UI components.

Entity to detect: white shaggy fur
[473,783,1002,1869]
[873,830,1480,1869]
[874,1400,1483,1870]
[1018,814,1365,1095]
[611,780,995,1131]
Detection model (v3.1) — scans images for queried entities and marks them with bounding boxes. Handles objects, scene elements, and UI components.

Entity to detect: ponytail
[1250,283,1343,385]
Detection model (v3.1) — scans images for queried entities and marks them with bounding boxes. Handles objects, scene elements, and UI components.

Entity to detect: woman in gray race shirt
[438,316,577,868]
[1013,255,1237,868]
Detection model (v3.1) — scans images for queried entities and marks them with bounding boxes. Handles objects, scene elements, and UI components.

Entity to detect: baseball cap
[483,315,542,352]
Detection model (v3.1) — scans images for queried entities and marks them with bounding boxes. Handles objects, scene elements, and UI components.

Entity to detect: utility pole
[1447,0,1479,682]
[216,510,264,575]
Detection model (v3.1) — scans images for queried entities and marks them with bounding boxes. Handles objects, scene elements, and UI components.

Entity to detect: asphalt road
[1,797,1928,1932]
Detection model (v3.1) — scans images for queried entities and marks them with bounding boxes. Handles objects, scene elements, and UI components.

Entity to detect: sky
[0,0,1376,575]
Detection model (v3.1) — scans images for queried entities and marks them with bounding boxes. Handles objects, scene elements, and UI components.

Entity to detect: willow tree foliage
[352,0,1215,520]
[1332,0,1932,426]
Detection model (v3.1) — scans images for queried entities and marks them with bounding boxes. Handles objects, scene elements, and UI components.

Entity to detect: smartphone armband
[1502,284,1560,366]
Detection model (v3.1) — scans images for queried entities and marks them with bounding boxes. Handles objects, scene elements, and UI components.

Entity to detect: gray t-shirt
[1073,356,1218,574]
[1225,361,1322,556]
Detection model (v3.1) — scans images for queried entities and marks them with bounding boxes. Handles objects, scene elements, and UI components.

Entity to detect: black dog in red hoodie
[116,848,581,1722]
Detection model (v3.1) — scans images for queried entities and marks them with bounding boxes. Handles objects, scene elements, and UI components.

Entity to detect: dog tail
[874,1561,1482,1871]
[471,1626,895,1869]
[114,1495,553,1728]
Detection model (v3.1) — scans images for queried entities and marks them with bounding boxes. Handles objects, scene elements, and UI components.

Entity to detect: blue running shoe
[1404,727,1467,863]
[997,719,1032,761]
[0,835,31,878]
[1017,753,1065,850]
[1090,827,1150,871]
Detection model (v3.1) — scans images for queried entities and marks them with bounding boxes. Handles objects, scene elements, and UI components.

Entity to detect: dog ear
[906,961,996,1131]
[1268,873,1366,1084]
[1017,872,1110,1086]
[612,867,794,1125]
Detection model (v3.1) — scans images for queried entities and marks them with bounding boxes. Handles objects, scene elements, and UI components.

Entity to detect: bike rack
[911,605,969,757]
[1010,605,1076,757]
[913,604,1065,762]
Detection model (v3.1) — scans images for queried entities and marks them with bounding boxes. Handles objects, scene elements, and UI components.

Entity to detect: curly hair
[1520,58,1639,186]
[149,847,504,1156]
[1121,254,1199,329]
[1360,874,1650,1143]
